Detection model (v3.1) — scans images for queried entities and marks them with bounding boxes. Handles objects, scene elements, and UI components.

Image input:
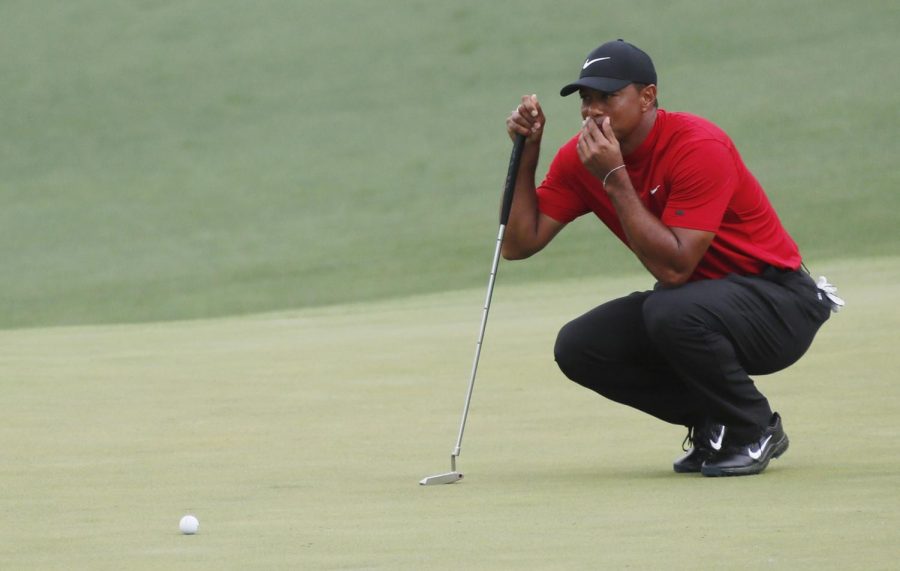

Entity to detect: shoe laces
[682,427,694,452]
[683,421,725,452]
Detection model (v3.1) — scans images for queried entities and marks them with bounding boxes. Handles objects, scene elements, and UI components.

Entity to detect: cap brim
[560,77,632,97]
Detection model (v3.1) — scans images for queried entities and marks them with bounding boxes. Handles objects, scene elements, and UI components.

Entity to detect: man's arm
[602,178,713,286]
[502,95,566,260]
[579,118,713,286]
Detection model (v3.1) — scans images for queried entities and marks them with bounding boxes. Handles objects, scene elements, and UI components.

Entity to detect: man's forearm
[501,142,542,259]
[605,172,700,286]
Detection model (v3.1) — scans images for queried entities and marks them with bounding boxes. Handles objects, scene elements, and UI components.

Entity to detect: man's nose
[585,102,605,116]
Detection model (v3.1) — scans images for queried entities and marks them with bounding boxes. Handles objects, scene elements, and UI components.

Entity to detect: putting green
[1,256,897,569]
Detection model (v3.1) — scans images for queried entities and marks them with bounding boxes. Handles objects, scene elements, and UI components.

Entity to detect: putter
[420,133,526,486]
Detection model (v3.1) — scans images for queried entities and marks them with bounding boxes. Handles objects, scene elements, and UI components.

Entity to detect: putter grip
[499,134,526,225]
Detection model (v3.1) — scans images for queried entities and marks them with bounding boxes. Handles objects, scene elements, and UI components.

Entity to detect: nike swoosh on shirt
[709,426,725,451]
[583,57,611,69]
[748,435,773,460]
[650,185,660,195]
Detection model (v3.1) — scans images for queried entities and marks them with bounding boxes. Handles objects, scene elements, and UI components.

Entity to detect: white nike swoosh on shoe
[709,426,725,451]
[748,435,773,460]
[582,57,611,69]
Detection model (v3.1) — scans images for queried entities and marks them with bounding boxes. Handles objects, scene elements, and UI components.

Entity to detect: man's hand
[577,116,626,188]
[506,94,545,144]
[500,93,566,260]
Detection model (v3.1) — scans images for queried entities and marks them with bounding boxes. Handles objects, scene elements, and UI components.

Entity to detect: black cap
[560,39,656,97]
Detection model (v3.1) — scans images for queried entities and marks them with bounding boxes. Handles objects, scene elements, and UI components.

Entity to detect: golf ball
[179,515,199,535]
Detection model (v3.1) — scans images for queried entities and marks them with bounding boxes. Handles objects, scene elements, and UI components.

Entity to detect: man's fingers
[577,116,625,181]
[520,93,541,118]
[582,116,613,146]
[518,103,538,118]
[508,110,532,135]
[581,116,601,145]
[507,94,545,141]
[528,94,542,117]
[596,116,610,139]
[513,94,545,134]
[575,133,587,161]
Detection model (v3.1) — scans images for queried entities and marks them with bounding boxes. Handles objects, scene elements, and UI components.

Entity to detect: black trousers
[553,268,832,444]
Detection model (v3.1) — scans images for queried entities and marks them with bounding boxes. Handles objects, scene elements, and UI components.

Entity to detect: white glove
[816,276,845,313]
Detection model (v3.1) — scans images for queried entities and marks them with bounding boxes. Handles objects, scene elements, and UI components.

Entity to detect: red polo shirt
[536,109,801,280]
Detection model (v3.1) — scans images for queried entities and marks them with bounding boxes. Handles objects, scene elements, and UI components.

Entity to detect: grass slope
[2,0,898,328]
[1,256,897,569]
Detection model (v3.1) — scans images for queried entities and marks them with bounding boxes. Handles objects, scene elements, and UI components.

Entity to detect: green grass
[1,256,898,569]
[2,0,898,328]
[1,2,898,567]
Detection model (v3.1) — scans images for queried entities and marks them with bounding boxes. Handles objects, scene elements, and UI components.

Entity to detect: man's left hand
[577,117,626,189]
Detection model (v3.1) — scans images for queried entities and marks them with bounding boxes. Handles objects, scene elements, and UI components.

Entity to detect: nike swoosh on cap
[582,56,611,69]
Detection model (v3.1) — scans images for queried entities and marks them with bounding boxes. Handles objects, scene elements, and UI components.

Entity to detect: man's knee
[554,292,652,383]
[553,319,586,380]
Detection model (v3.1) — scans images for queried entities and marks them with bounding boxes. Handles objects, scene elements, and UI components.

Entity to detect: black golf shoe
[673,420,726,473]
[700,413,789,477]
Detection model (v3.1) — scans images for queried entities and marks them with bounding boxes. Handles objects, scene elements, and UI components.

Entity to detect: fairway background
[2,0,898,328]
[2,1,900,569]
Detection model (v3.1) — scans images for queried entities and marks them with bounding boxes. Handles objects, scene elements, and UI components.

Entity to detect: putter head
[419,471,463,486]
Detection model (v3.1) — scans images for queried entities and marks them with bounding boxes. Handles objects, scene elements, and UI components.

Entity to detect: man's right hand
[506,94,545,144]
[500,93,566,261]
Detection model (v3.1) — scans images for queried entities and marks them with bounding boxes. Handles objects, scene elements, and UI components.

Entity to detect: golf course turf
[2,1,898,568]
[2,257,898,568]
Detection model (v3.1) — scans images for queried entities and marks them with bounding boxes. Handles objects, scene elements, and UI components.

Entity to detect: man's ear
[641,84,658,111]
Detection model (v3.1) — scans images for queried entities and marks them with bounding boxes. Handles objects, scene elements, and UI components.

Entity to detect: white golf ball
[179,515,199,535]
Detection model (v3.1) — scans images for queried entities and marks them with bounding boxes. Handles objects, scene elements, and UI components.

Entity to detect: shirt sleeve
[661,140,738,232]
[535,140,591,224]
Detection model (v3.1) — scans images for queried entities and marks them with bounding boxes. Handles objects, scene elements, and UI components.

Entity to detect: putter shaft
[420,135,525,486]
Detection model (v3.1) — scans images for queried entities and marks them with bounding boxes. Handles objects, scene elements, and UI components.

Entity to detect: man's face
[579,84,650,140]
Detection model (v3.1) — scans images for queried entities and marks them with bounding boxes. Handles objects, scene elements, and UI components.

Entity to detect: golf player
[504,39,842,476]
